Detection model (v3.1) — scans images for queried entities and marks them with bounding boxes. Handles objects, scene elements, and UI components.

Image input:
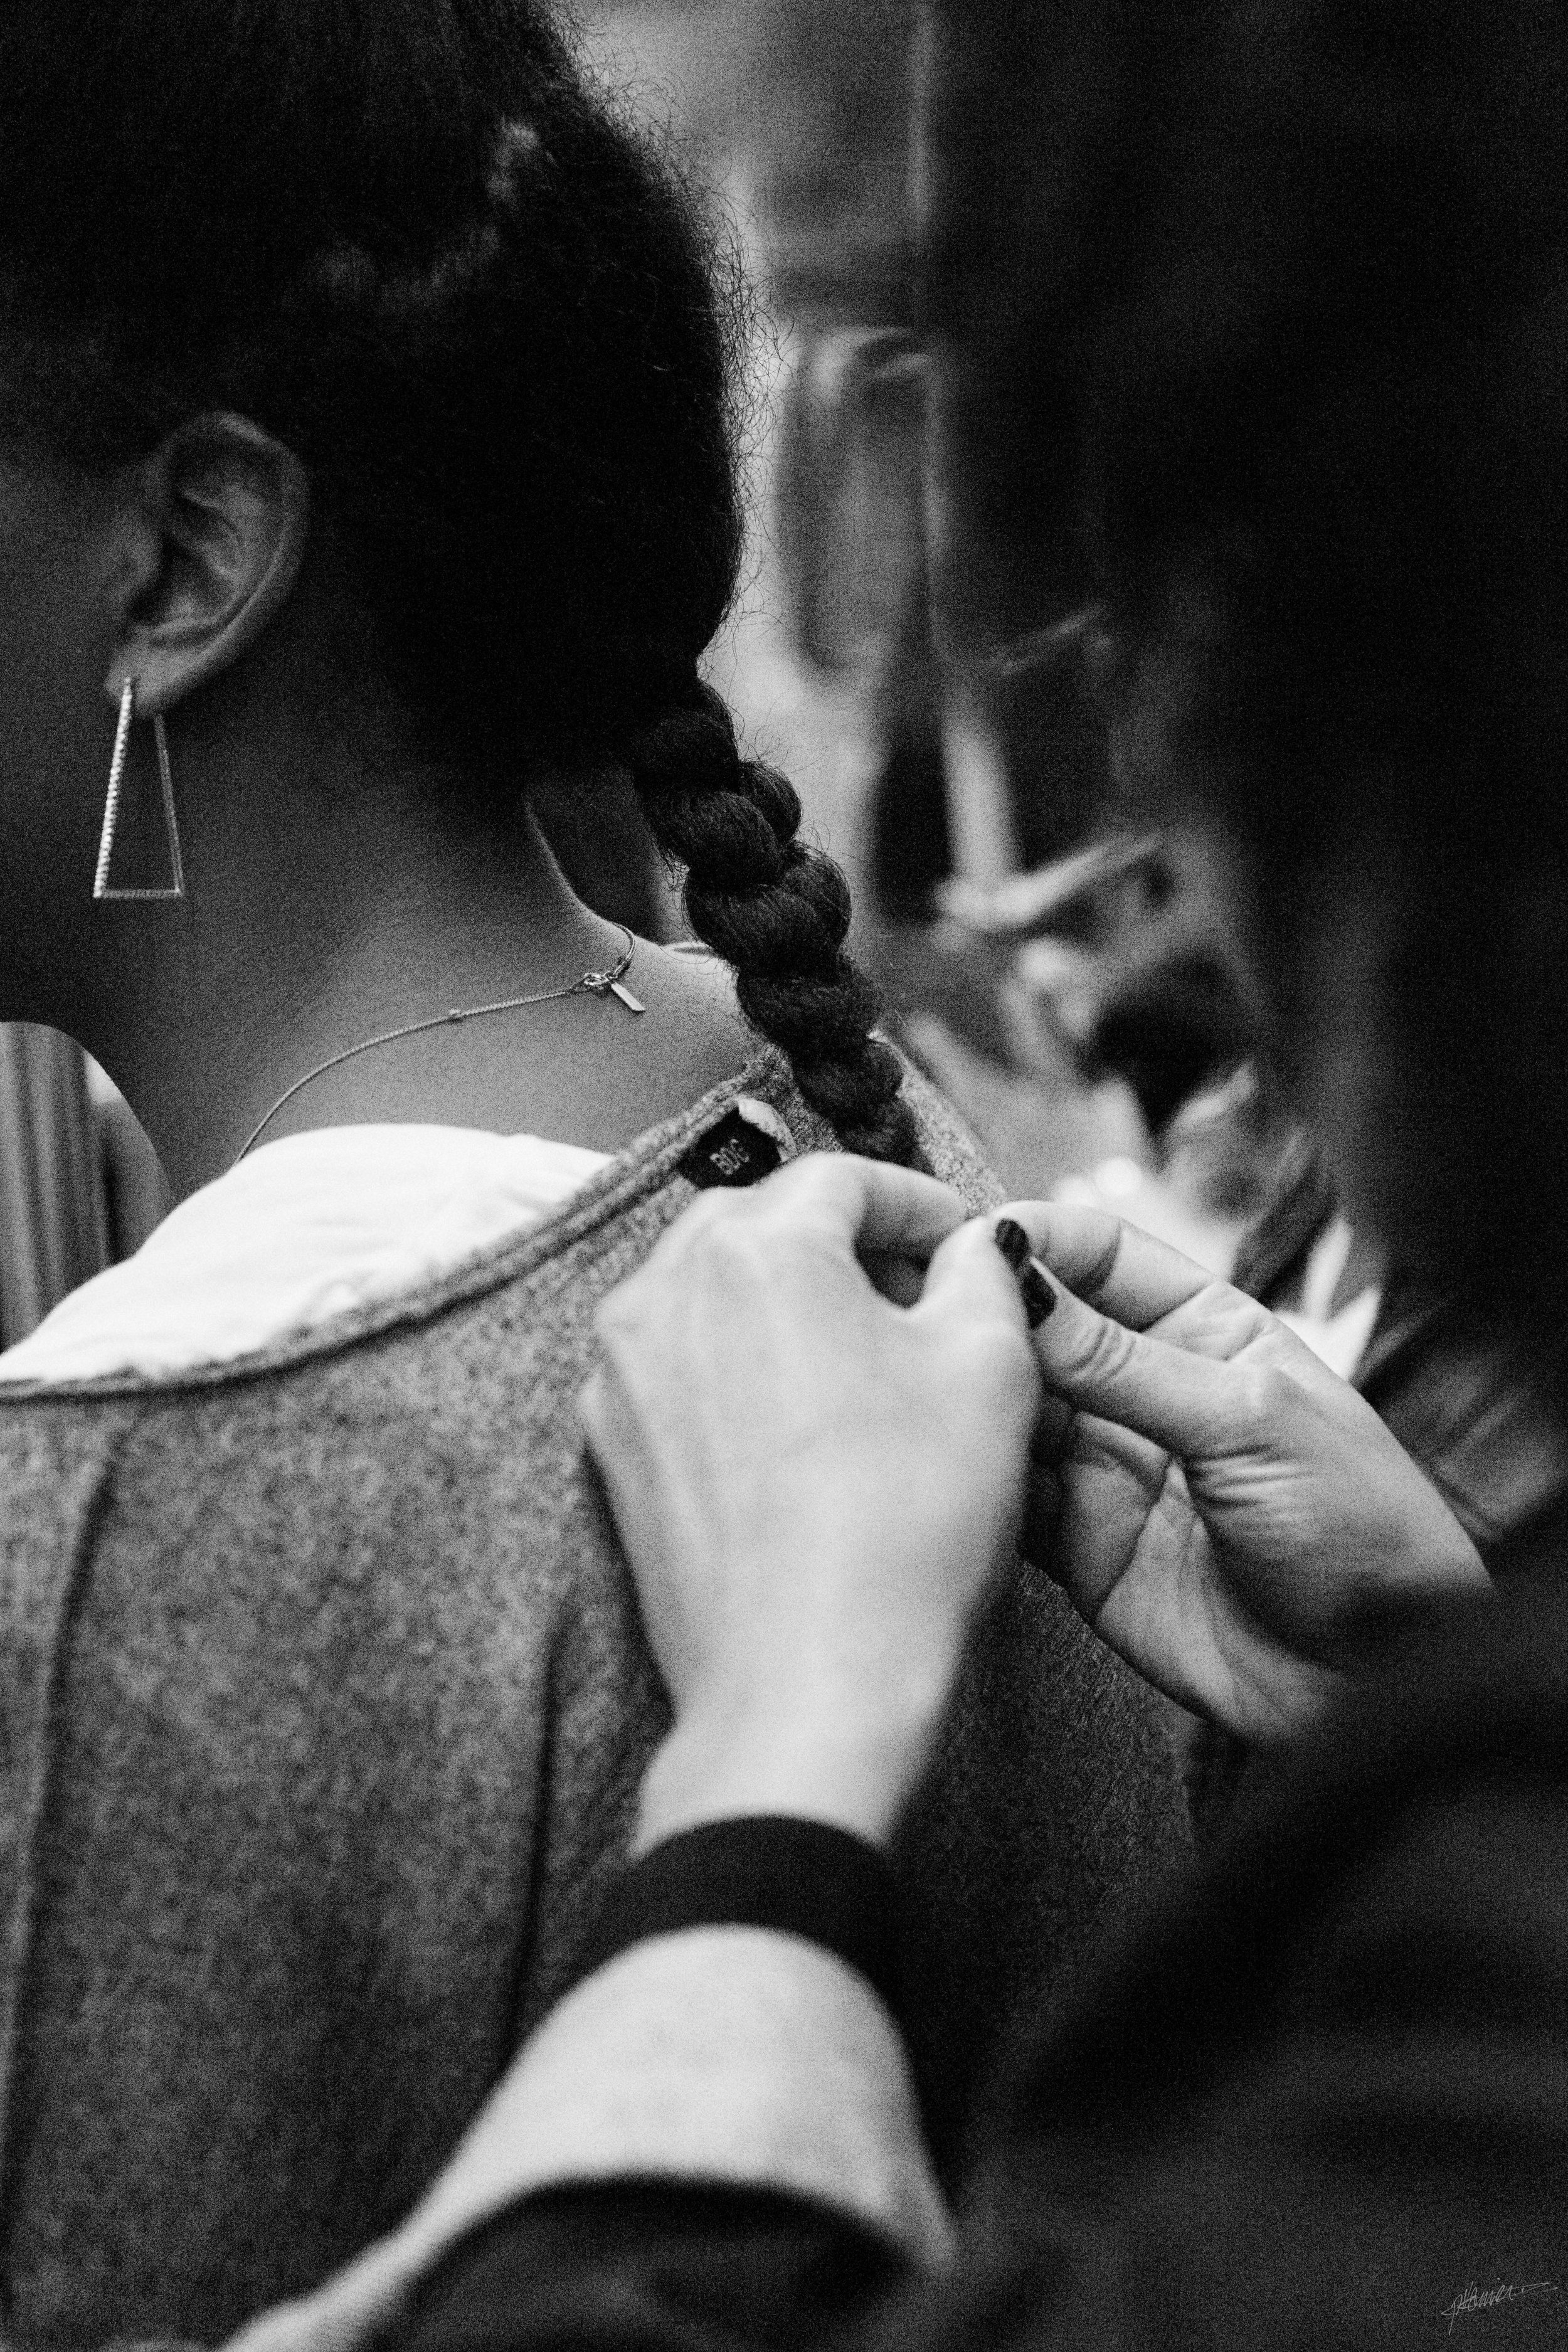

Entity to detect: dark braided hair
[0,0,916,1163]
[623,681,910,1151]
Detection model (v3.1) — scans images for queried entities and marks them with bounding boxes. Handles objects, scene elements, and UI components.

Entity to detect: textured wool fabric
[0,1047,1185,2346]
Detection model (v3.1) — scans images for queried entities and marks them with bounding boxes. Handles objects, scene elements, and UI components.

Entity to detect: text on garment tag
[677,1105,786,1190]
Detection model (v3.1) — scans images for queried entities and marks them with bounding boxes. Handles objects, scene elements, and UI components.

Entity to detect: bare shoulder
[591,936,751,1135]
[635,938,746,1039]
[638,936,735,997]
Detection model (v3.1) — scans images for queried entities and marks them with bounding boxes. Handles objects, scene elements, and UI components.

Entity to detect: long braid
[627,681,918,1163]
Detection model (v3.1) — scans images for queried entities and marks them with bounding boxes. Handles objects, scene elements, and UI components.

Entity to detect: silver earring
[93,677,186,902]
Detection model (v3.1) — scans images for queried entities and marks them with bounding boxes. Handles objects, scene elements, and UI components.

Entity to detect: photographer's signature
[1442,2280,1561,2334]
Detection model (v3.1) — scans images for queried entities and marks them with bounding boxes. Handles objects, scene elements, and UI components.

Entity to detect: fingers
[919,1206,1237,1464]
[596,1155,968,1347]
[916,1211,1035,1338]
[1025,1273,1240,1453]
[755,1153,970,1262]
[1029,1386,1075,1463]
[995,1199,1229,1331]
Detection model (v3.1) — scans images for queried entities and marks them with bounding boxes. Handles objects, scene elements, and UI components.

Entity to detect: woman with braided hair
[0,3,1184,2341]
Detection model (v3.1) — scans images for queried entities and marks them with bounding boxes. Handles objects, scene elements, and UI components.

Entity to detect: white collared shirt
[0,1123,612,1384]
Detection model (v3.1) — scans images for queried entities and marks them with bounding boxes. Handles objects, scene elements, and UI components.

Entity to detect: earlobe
[103,412,310,716]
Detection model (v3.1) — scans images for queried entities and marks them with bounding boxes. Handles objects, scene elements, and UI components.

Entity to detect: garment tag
[678,1104,785,1190]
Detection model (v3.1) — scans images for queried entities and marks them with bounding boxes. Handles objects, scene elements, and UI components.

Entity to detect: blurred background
[0,0,1338,1354]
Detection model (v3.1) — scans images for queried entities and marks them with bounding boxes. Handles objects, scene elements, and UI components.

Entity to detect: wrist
[635,1697,940,1857]
[576,1814,903,2016]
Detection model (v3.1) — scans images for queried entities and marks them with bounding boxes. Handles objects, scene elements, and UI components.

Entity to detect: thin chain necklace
[233,923,645,1165]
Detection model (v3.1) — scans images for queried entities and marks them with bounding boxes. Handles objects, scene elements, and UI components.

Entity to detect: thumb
[1030,1271,1237,1454]
[915,1214,1037,1340]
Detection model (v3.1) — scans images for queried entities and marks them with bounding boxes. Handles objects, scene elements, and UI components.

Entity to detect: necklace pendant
[582,968,645,1014]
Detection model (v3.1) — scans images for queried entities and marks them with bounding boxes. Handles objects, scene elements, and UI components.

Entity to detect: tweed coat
[0,1051,1184,2344]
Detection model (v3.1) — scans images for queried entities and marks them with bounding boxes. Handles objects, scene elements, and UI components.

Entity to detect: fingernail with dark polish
[993,1220,1057,1328]
[1019,1262,1056,1328]
[994,1218,1031,1271]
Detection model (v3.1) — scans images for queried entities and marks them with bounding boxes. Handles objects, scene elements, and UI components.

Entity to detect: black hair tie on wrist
[573,1816,902,2020]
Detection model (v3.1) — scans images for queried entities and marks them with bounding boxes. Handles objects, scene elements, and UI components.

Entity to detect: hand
[580,1155,1042,1850]
[1011,1203,1490,1740]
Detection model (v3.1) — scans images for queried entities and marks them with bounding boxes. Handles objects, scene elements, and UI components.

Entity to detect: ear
[102,413,310,717]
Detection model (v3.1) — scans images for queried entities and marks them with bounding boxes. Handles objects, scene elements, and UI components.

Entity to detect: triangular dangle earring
[92,677,186,901]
